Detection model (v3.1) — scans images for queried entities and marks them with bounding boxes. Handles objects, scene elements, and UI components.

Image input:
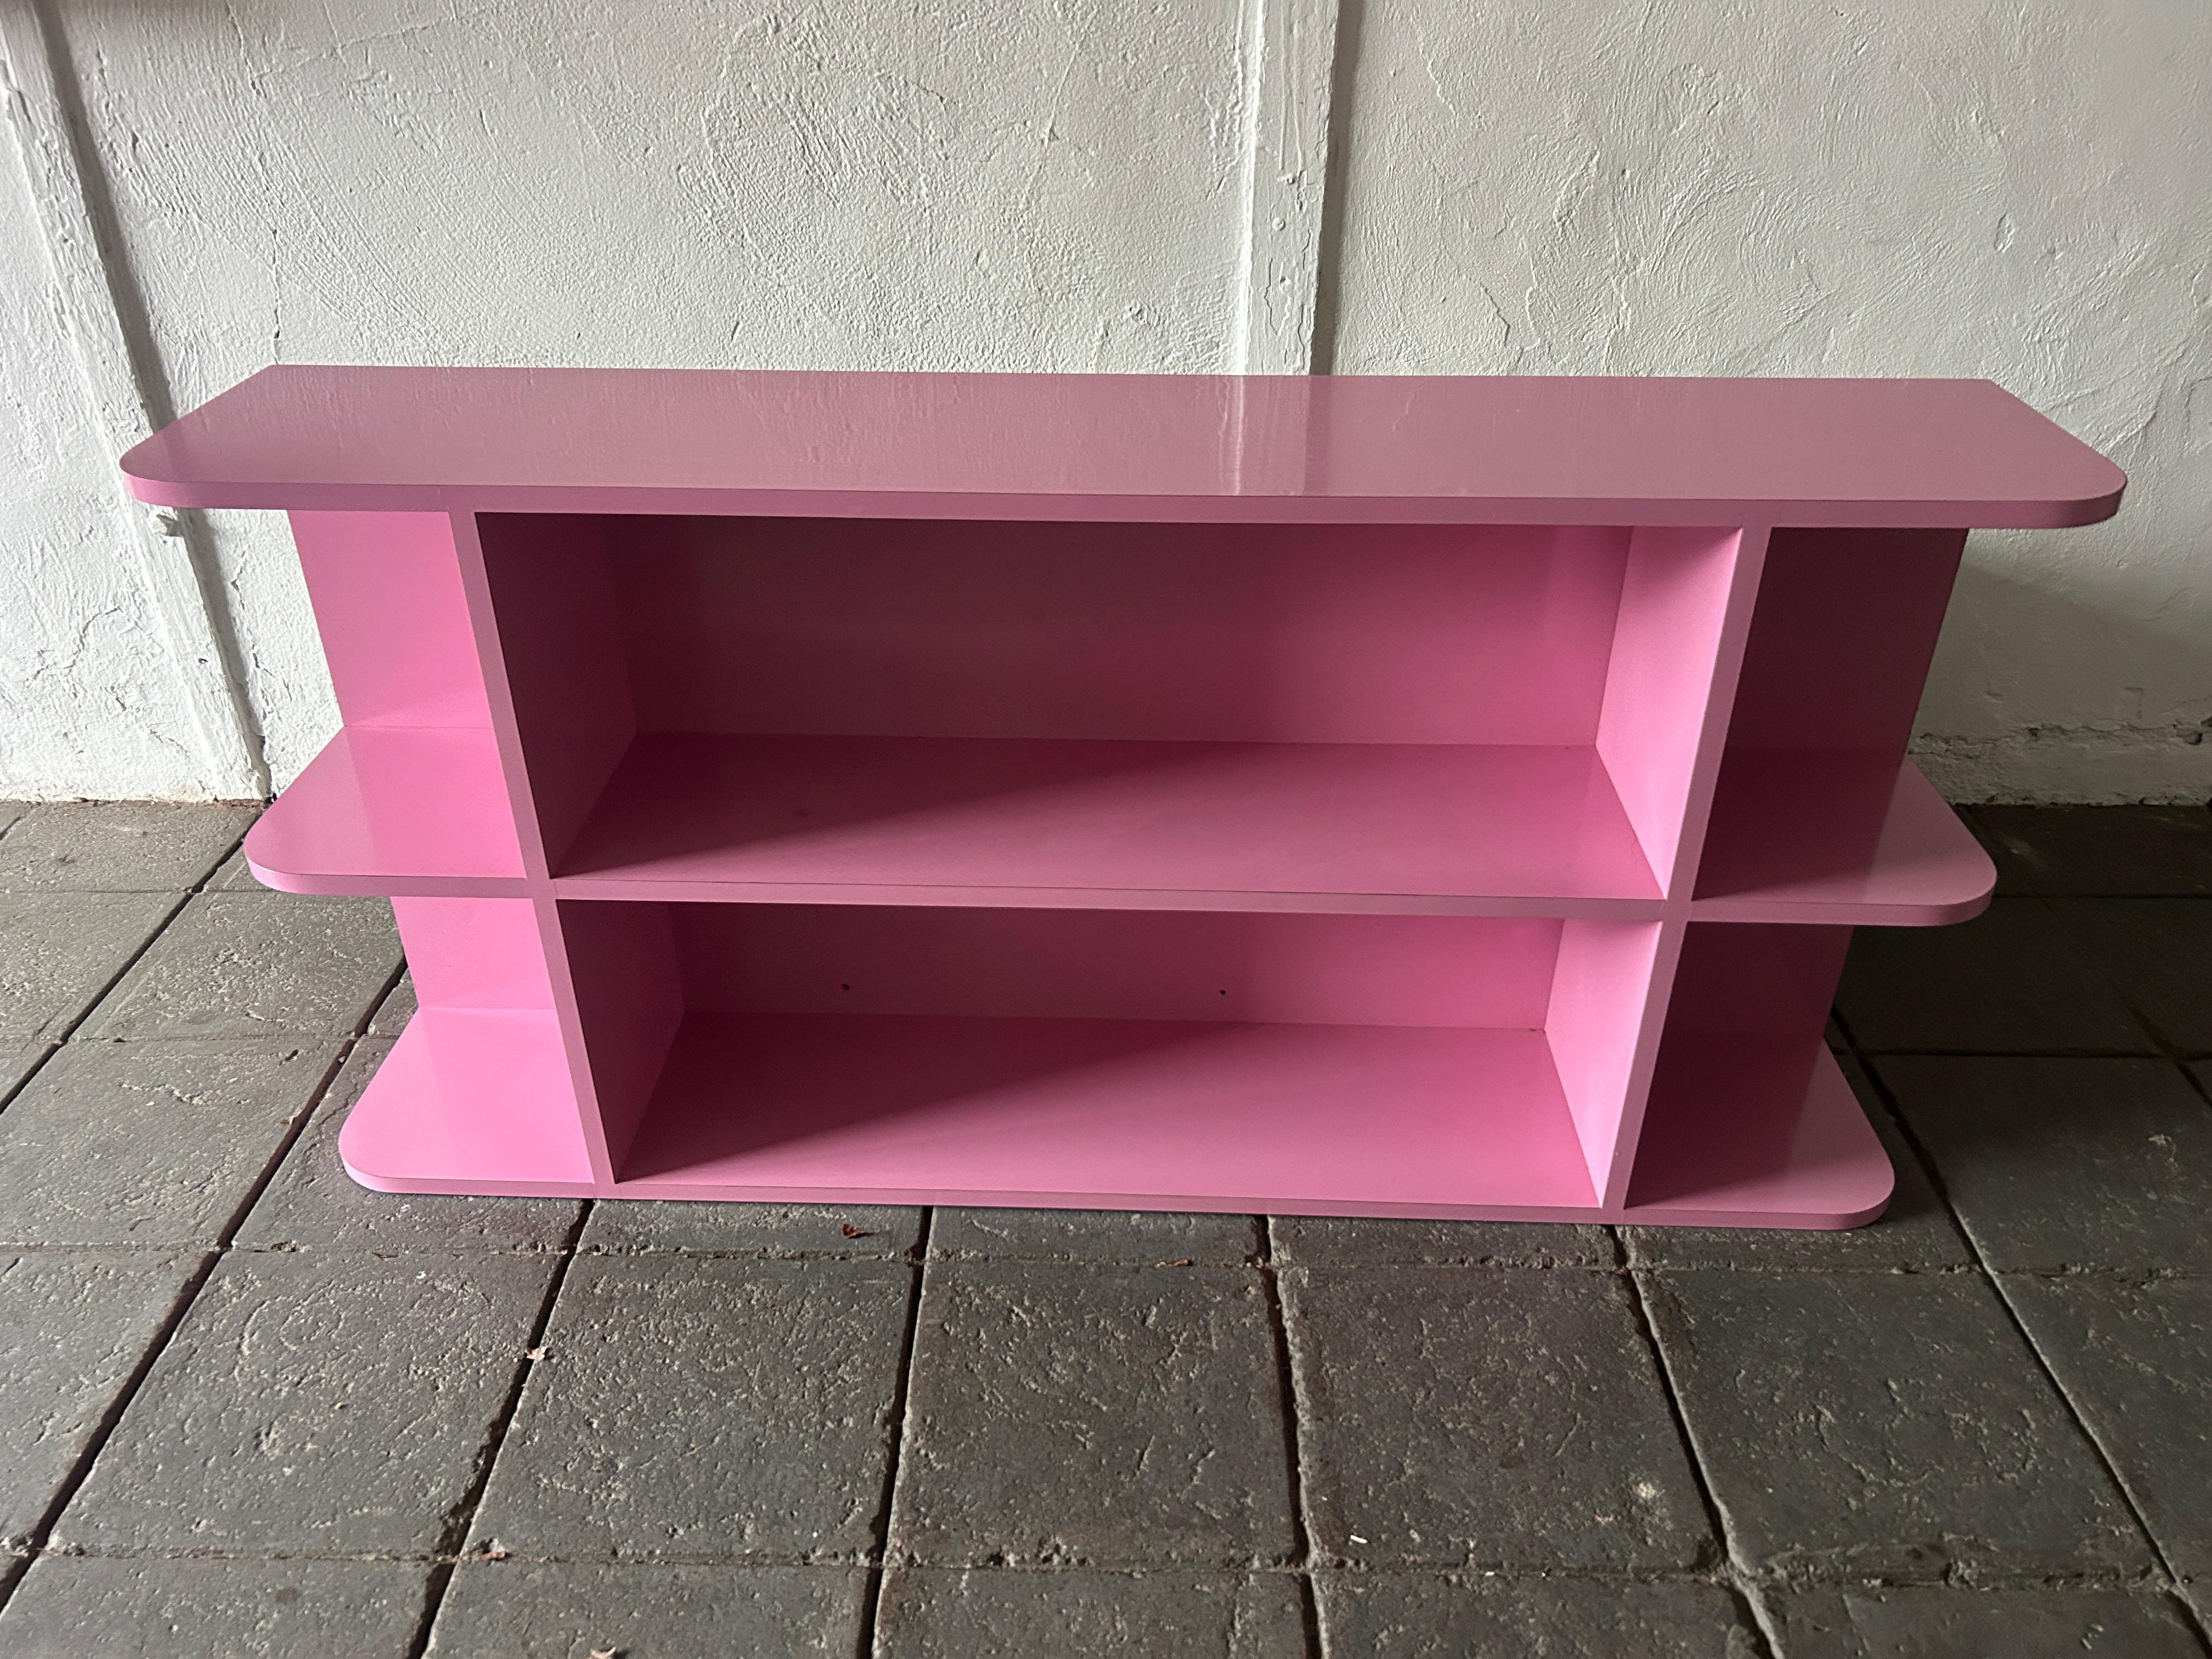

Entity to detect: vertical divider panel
[458,513,639,874]
[545,900,687,1183]
[1587,525,1773,1209]
[1544,919,1664,1200]
[1596,527,1766,894]
[446,510,648,1190]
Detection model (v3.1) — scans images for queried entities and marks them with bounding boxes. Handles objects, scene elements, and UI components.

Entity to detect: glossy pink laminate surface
[329,1005,1887,1226]
[123,366,2124,527]
[137,364,2124,1228]
[619,1014,1599,1214]
[551,733,1660,912]
[244,727,527,895]
[1624,1043,1893,1227]
[1694,753,1997,923]
[339,1009,596,1195]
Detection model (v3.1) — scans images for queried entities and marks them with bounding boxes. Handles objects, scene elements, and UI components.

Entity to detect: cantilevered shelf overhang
[123,369,2124,1228]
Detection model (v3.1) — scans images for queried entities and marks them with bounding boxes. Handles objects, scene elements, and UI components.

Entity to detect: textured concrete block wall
[2,0,2206,802]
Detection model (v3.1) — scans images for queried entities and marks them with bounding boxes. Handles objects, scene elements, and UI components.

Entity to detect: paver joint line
[1843,1017,2212,1652]
[1612,1252,1786,1659]
[0,816,364,1628]
[1256,1217,1326,1659]
[854,1206,934,1659]
[400,1200,594,1659]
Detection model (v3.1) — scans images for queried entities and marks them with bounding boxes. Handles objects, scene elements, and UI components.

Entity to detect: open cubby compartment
[1622,921,1888,1228]
[338,896,599,1196]
[1692,528,1994,924]
[244,511,529,895]
[545,901,1667,1217]
[472,514,1753,912]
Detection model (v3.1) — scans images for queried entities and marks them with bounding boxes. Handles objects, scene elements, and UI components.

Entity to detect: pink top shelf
[121,366,2124,528]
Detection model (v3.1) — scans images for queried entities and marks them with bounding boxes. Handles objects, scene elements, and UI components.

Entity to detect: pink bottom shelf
[340,1009,599,1197]
[618,1014,1598,1215]
[1622,1042,1893,1228]
[340,1009,1891,1228]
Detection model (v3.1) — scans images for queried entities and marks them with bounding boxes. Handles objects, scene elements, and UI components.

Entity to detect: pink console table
[122,369,2123,1228]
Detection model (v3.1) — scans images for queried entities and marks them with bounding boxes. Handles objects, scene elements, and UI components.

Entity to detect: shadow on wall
[1914,554,2212,806]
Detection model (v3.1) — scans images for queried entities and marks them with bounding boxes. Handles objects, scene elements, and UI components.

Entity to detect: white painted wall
[2,0,2205,801]
[0,125,207,797]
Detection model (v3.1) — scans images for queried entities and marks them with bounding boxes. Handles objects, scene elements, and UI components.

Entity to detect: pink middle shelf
[553,733,1656,912]
[247,723,1987,924]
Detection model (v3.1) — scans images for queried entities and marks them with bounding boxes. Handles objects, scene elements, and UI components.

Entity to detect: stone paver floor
[0,800,2209,1656]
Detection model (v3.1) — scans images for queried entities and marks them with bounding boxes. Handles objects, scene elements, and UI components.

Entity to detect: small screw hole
[840,983,851,991]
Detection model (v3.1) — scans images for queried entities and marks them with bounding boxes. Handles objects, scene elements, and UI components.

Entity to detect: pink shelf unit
[122,369,2125,1228]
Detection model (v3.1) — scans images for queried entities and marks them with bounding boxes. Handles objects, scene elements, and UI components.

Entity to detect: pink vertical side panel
[1663,923,1855,1040]
[389,897,559,1013]
[289,511,496,729]
[1594,528,1754,893]
[1544,920,1664,1196]
[1626,924,1872,1220]
[1723,529,1967,753]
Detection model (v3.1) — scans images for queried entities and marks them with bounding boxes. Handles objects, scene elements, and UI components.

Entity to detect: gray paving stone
[1768,1583,2203,1657]
[1835,898,2149,1054]
[578,1197,919,1257]
[893,1262,1295,1568]
[80,891,401,1041]
[0,1039,340,1248]
[0,801,255,892]
[1314,1572,1754,1657]
[57,1249,555,1555]
[1283,1265,1708,1571]
[1972,804,2212,896]
[1959,806,2040,896]
[932,1207,1260,1264]
[0,802,27,837]
[429,1560,865,1658]
[1641,1267,2147,1581]
[1623,1065,1969,1272]
[0,1044,45,1103]
[206,845,266,891]
[0,892,176,1045]
[2051,899,2212,1054]
[1269,1215,1613,1268]
[469,1254,911,1560]
[874,1566,1305,1658]
[1875,1057,2212,1273]
[0,1555,425,1659]
[237,1040,584,1253]
[369,971,416,1035]
[0,1251,200,1548]
[2003,1273,2212,1585]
